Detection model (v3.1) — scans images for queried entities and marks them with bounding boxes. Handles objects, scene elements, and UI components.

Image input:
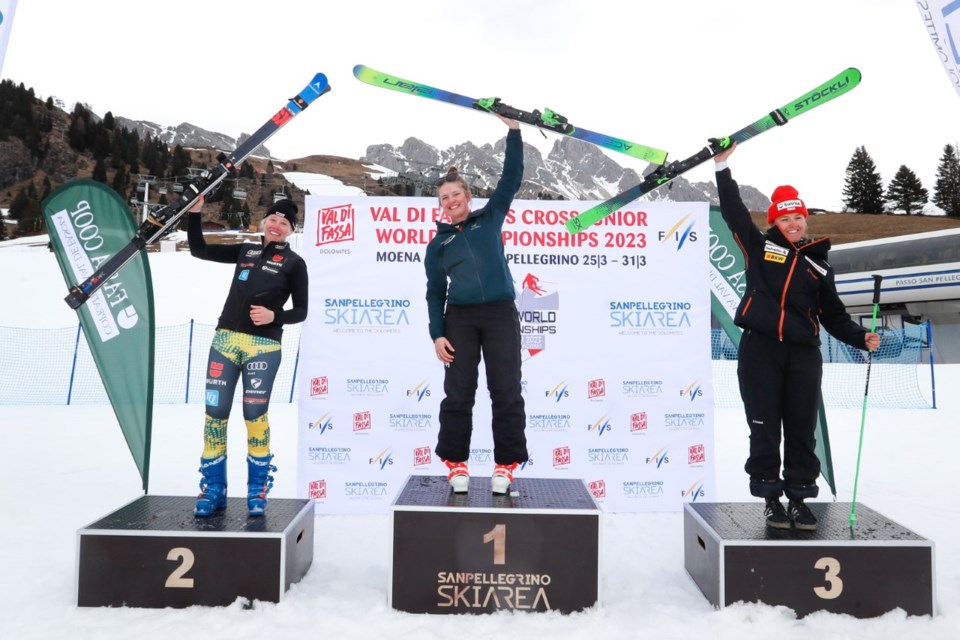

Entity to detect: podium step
[77,495,313,608]
[391,475,601,614]
[684,501,935,617]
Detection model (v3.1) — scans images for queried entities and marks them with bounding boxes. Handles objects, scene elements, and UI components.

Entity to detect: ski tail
[565,68,861,234]
[63,72,330,310]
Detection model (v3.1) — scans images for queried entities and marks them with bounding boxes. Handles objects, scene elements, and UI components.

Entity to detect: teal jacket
[424,128,523,340]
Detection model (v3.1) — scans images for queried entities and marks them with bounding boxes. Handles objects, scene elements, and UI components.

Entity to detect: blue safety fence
[711,323,933,409]
[0,322,932,409]
[0,321,301,405]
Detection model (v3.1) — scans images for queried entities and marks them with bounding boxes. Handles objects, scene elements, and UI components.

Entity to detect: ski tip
[352,64,370,78]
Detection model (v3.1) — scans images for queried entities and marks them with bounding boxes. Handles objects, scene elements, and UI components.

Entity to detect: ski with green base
[565,67,862,234]
[353,64,668,165]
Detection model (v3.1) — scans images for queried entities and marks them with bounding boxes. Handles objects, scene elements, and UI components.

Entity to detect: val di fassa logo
[51,200,139,342]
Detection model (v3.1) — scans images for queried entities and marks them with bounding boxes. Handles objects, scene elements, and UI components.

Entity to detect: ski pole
[849,274,883,528]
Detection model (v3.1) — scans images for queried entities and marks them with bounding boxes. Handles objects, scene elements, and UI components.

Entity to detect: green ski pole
[849,274,883,528]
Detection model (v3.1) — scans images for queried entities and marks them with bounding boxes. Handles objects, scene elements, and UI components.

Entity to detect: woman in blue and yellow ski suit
[187,197,308,517]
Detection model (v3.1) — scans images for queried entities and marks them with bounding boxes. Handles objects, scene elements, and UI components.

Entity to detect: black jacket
[188,213,308,342]
[716,168,867,348]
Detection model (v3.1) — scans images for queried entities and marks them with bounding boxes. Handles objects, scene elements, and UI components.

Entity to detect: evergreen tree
[933,144,960,217]
[92,158,108,183]
[885,165,928,215]
[842,146,885,213]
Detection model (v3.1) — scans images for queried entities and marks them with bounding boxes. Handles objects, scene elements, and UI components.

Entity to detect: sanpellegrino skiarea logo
[516,273,559,360]
[608,299,692,336]
[324,297,411,334]
[316,204,355,246]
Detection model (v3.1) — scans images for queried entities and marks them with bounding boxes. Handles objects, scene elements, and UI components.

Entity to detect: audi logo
[246,362,269,371]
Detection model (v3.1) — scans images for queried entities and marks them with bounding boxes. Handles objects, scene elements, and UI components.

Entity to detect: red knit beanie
[766,185,808,224]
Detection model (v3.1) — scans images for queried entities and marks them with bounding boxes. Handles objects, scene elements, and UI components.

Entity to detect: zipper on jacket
[777,254,800,341]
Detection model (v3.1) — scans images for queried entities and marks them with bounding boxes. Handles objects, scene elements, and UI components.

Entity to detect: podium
[76,495,314,608]
[684,501,935,617]
[390,475,601,614]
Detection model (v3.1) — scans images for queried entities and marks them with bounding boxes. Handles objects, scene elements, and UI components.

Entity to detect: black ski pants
[435,301,528,465]
[737,329,822,501]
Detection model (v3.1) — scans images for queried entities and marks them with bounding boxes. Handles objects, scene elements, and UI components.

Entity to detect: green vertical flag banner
[43,180,155,492]
[707,205,836,497]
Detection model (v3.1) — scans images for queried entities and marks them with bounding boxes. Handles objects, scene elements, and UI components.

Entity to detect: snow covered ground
[1,233,957,640]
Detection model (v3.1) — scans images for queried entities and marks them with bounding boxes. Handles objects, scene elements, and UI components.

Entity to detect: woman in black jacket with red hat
[714,143,880,531]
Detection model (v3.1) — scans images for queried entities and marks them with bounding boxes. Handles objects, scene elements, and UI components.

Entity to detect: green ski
[353,64,668,165]
[565,68,862,234]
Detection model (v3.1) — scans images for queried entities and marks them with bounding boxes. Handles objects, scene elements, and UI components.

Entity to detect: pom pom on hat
[767,185,808,225]
[265,199,298,226]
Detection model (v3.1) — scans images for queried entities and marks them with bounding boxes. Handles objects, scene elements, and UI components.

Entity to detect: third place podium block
[390,475,601,614]
[684,501,935,617]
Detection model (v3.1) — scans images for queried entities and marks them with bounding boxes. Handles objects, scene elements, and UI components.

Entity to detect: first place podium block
[684,501,936,617]
[391,476,601,614]
[77,495,314,608]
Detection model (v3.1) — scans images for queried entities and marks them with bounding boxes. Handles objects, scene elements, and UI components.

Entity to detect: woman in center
[424,113,528,495]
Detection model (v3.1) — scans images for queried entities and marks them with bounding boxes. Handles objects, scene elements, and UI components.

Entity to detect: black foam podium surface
[393,475,597,510]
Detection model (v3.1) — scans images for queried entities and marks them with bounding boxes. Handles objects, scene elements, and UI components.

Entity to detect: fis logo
[406,380,431,401]
[680,380,703,402]
[309,413,334,434]
[659,213,697,250]
[682,480,706,502]
[646,447,669,468]
[369,448,394,470]
[546,381,569,403]
[588,415,612,437]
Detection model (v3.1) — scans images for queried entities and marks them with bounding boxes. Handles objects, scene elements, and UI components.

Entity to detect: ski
[63,73,331,309]
[565,67,862,234]
[353,64,668,165]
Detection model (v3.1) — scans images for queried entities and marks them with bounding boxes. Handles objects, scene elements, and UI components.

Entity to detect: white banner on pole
[917,0,960,98]
[297,195,714,513]
[0,0,19,77]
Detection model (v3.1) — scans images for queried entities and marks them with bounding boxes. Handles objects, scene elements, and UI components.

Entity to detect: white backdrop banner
[297,195,714,513]
[916,0,960,99]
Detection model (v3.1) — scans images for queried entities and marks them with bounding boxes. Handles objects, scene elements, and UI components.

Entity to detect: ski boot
[194,455,227,517]
[442,459,470,493]
[491,462,519,495]
[247,454,276,517]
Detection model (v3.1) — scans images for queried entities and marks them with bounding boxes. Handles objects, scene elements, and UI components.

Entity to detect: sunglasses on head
[434,173,460,187]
